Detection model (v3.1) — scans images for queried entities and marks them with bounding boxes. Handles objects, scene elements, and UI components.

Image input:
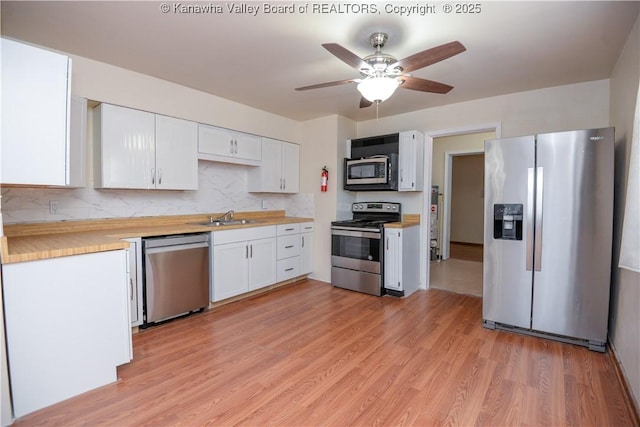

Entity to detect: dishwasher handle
[144,234,209,250]
[145,241,208,255]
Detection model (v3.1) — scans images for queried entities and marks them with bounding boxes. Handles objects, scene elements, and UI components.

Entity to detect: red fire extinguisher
[321,166,328,192]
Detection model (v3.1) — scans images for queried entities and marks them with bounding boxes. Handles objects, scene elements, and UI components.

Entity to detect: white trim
[421,123,501,289]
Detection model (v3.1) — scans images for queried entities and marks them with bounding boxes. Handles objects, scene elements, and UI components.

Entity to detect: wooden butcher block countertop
[1,211,313,264]
[384,214,421,229]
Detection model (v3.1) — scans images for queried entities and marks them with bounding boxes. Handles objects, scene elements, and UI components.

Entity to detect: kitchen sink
[191,219,264,227]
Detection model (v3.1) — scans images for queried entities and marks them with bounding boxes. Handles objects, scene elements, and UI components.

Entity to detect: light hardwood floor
[14,280,637,426]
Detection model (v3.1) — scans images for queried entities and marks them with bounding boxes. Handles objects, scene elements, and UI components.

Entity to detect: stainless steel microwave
[344,154,398,191]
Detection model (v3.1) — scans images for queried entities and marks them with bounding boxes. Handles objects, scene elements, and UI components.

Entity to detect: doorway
[425,128,497,297]
[450,153,484,262]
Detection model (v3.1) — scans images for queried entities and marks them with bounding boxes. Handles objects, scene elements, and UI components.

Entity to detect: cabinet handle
[386,237,389,250]
[285,245,294,249]
[230,139,234,154]
[158,168,162,185]
[234,140,238,154]
[283,178,286,190]
[400,169,404,182]
[285,227,294,231]
[250,244,253,258]
[130,278,134,301]
[246,245,249,259]
[151,168,155,184]
[302,236,305,248]
[285,267,294,272]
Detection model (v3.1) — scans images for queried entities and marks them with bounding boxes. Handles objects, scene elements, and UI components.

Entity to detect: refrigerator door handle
[534,167,544,271]
[526,168,535,271]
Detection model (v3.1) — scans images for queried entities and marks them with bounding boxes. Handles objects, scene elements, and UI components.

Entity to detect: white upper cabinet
[94,103,198,190]
[398,131,424,192]
[155,115,198,190]
[198,124,261,166]
[248,138,299,193]
[1,38,84,187]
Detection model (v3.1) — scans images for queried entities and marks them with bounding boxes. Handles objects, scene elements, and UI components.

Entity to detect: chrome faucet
[210,210,234,223]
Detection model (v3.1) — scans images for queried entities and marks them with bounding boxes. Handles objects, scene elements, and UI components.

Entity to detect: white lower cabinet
[2,250,132,418]
[276,223,301,282]
[384,226,420,297]
[300,222,315,275]
[211,226,276,301]
[125,238,143,327]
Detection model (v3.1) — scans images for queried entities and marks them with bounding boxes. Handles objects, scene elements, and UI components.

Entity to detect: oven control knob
[386,205,391,210]
[358,204,364,210]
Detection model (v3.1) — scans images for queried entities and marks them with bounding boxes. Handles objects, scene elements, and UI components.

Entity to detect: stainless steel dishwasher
[142,233,209,326]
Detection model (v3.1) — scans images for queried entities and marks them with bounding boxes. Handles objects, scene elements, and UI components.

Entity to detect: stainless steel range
[331,202,401,296]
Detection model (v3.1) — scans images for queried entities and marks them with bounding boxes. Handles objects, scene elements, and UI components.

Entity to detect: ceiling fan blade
[322,43,372,72]
[394,41,466,73]
[399,76,454,94]
[295,79,356,91]
[359,97,373,108]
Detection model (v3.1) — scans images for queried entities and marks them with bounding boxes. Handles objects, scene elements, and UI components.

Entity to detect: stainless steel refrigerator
[482,127,614,352]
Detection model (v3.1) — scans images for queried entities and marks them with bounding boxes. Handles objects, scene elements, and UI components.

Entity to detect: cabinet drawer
[277,257,300,282]
[300,222,314,233]
[213,226,276,245]
[277,223,300,236]
[277,235,300,259]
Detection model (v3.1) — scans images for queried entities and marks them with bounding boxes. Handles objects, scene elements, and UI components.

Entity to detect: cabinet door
[1,38,70,186]
[68,95,87,187]
[2,251,131,417]
[155,115,198,190]
[95,104,155,189]
[398,131,424,192]
[282,142,300,193]
[235,132,262,162]
[300,231,314,275]
[125,238,143,327]
[250,138,282,192]
[384,230,402,291]
[213,241,249,301]
[248,238,276,291]
[198,124,234,158]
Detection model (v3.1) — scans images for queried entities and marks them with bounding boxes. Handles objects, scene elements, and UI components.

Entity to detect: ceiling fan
[295,32,466,108]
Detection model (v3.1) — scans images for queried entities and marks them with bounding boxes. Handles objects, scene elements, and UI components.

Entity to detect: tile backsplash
[1,161,314,223]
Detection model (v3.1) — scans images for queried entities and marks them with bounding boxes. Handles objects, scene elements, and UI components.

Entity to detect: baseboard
[609,340,640,425]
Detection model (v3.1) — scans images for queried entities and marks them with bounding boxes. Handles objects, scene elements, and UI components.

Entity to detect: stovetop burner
[331,202,402,230]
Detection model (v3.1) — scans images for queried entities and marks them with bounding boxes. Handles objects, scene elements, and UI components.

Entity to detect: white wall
[431,131,494,200]
[608,15,640,409]
[356,80,610,139]
[450,154,484,244]
[297,115,356,282]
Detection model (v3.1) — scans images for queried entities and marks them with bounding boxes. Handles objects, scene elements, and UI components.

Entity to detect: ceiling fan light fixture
[357,76,400,103]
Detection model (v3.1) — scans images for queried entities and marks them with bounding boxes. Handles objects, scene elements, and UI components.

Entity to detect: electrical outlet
[261,200,268,210]
[49,201,59,214]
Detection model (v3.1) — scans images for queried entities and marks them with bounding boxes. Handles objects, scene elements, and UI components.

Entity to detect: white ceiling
[1,1,638,122]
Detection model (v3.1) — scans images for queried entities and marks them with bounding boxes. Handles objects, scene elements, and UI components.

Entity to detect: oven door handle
[331,228,381,239]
